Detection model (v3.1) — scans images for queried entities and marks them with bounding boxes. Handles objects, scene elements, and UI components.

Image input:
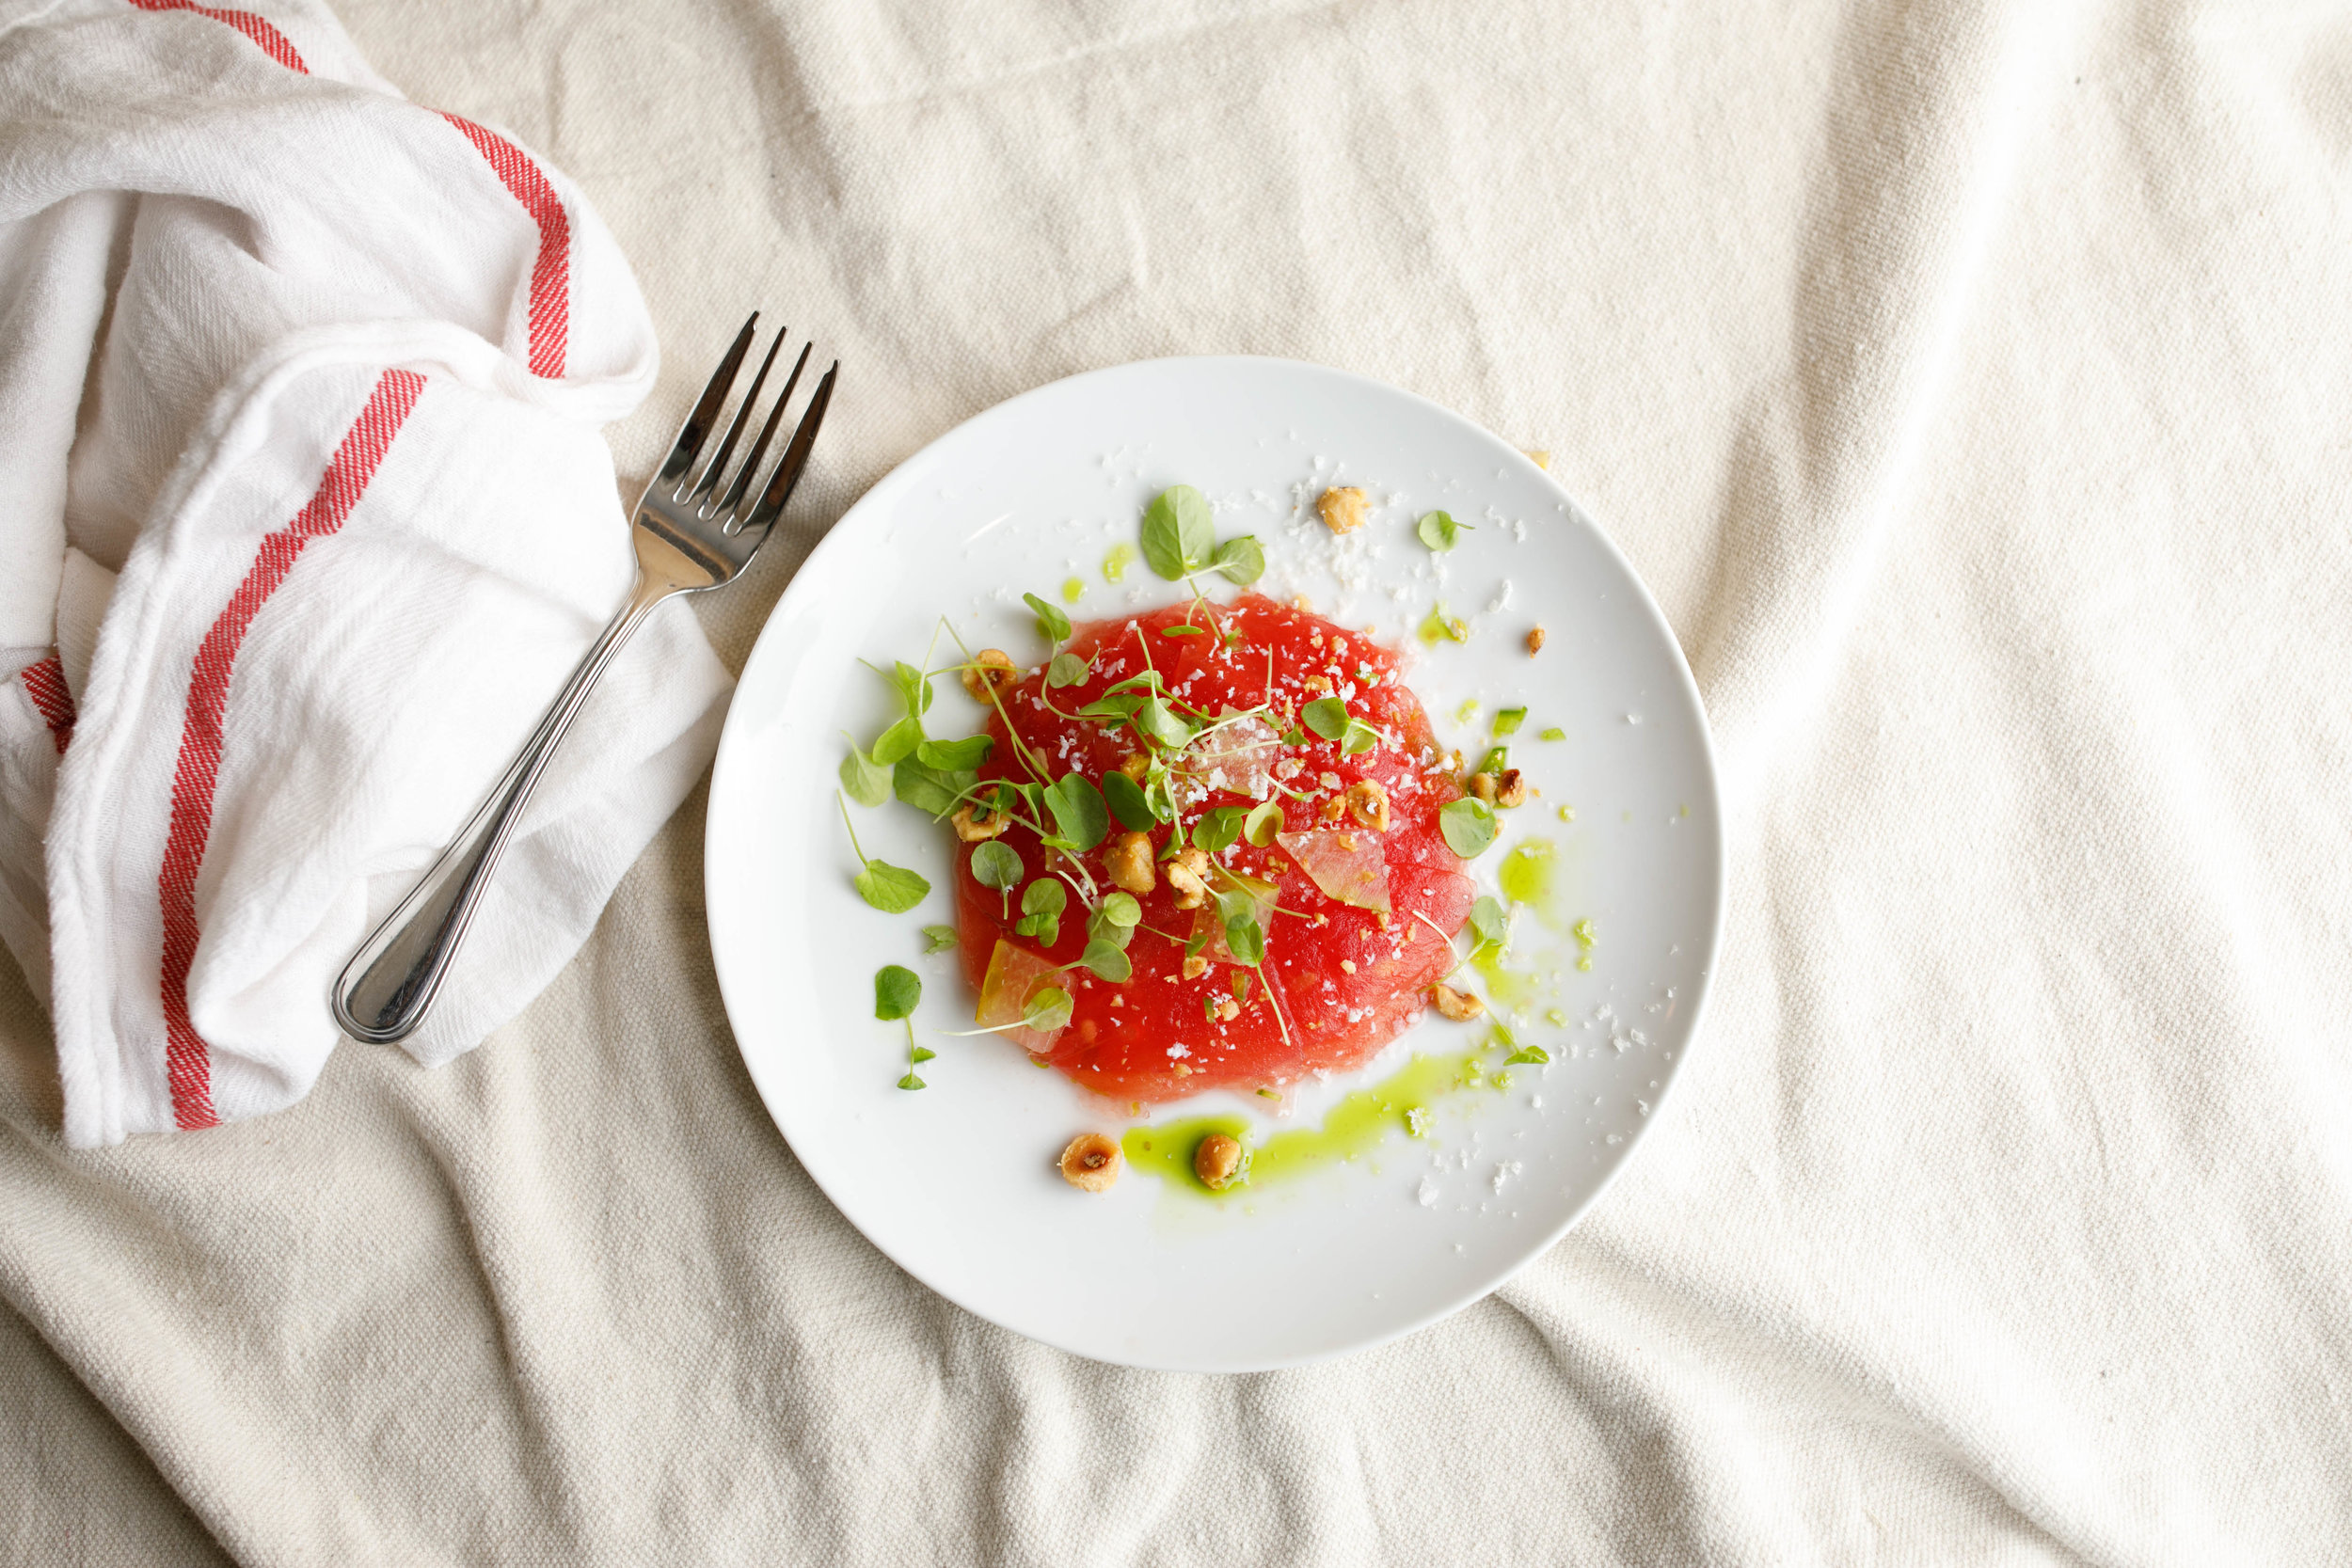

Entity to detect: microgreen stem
[836,791,872,868]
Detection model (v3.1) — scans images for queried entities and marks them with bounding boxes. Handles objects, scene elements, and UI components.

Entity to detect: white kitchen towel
[0,0,732,1146]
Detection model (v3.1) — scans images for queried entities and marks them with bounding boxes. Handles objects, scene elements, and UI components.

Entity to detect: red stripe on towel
[125,0,309,73]
[21,657,75,754]
[438,114,572,379]
[157,370,423,1131]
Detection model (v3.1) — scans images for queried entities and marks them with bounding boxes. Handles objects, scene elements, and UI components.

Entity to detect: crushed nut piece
[1168,847,1212,910]
[1216,998,1240,1022]
[1526,626,1547,656]
[1316,486,1369,535]
[961,648,1017,703]
[1318,771,1342,789]
[1173,1062,1192,1076]
[1469,771,1500,804]
[1344,780,1390,832]
[1194,1132,1245,1190]
[1058,1133,1122,1193]
[1337,833,1359,851]
[1105,832,1156,895]
[952,800,1009,842]
[1318,796,1346,822]
[1432,983,1486,1022]
[1304,674,1331,693]
[1182,954,1209,980]
[1341,958,1358,974]
[1118,752,1150,782]
[1493,769,1528,808]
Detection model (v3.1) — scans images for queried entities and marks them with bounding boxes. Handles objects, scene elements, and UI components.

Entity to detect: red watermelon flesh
[953,594,1476,1103]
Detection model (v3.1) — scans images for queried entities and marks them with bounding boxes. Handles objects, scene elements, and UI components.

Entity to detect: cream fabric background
[6,0,2351,1561]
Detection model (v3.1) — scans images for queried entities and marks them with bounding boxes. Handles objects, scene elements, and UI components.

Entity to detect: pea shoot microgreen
[1416,510,1470,552]
[1242,799,1284,847]
[874,964,921,1021]
[1040,774,1109,853]
[1015,878,1068,944]
[1102,768,1158,830]
[922,925,959,953]
[1046,652,1089,689]
[1301,696,1381,757]
[1438,796,1499,859]
[838,733,892,807]
[1024,592,1073,643]
[1023,987,1073,1033]
[838,793,931,912]
[969,840,1021,915]
[1466,895,1509,952]
[1192,804,1248,856]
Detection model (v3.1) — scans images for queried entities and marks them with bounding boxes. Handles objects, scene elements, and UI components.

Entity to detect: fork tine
[718,340,811,523]
[745,358,836,533]
[690,329,783,509]
[657,313,757,495]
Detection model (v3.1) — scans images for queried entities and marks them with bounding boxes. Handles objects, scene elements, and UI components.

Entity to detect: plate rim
[704,353,1728,1372]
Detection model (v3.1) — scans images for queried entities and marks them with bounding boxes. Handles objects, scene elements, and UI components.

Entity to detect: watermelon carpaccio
[954,594,1475,1102]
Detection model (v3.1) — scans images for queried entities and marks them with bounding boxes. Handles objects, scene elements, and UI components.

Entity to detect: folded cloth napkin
[0,0,733,1146]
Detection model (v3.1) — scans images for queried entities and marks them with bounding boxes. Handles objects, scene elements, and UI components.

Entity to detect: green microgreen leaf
[1103,769,1158,831]
[1079,937,1132,983]
[898,1072,927,1090]
[1041,774,1110,853]
[1301,697,1350,743]
[911,1046,937,1064]
[873,964,922,1021]
[1539,726,1566,741]
[1135,693,1195,751]
[1078,694,1143,724]
[922,925,959,954]
[1506,1046,1551,1066]
[1224,910,1266,966]
[1184,922,1212,958]
[1208,535,1265,585]
[1193,805,1247,857]
[1243,799,1284,847]
[1046,652,1089,689]
[838,733,892,807]
[871,715,925,767]
[1023,987,1073,1032]
[970,840,1022,893]
[889,660,934,718]
[916,735,994,770]
[1340,719,1379,757]
[1417,510,1469,552]
[840,791,931,912]
[1439,797,1499,859]
[893,760,977,816]
[856,861,930,913]
[1100,891,1141,927]
[1141,484,1216,580]
[1145,772,1181,825]
[1100,672,1166,696]
[1467,895,1509,950]
[1024,592,1073,644]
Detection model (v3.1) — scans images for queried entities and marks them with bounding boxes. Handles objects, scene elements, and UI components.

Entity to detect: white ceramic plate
[707,357,1723,1372]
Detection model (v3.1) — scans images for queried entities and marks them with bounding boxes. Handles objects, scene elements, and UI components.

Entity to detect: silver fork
[333,314,836,1045]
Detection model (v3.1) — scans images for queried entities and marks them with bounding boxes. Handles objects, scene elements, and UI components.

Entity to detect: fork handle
[332,569,678,1045]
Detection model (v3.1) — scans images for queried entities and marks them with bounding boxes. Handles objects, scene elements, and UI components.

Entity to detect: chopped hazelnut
[1344,780,1390,832]
[1105,832,1155,895]
[1304,674,1331,693]
[952,800,1009,842]
[1182,954,1209,980]
[1526,626,1547,656]
[1341,958,1358,974]
[1167,847,1212,910]
[961,648,1017,703]
[1469,771,1500,804]
[1432,983,1486,1022]
[1058,1133,1122,1192]
[1173,1062,1192,1076]
[1337,832,1359,851]
[1216,998,1240,1022]
[1493,769,1529,808]
[1118,752,1150,782]
[1316,486,1369,535]
[1318,796,1346,822]
[1194,1132,1245,1190]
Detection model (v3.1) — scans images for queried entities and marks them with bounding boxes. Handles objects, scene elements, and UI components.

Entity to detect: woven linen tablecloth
[6,0,2350,1562]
